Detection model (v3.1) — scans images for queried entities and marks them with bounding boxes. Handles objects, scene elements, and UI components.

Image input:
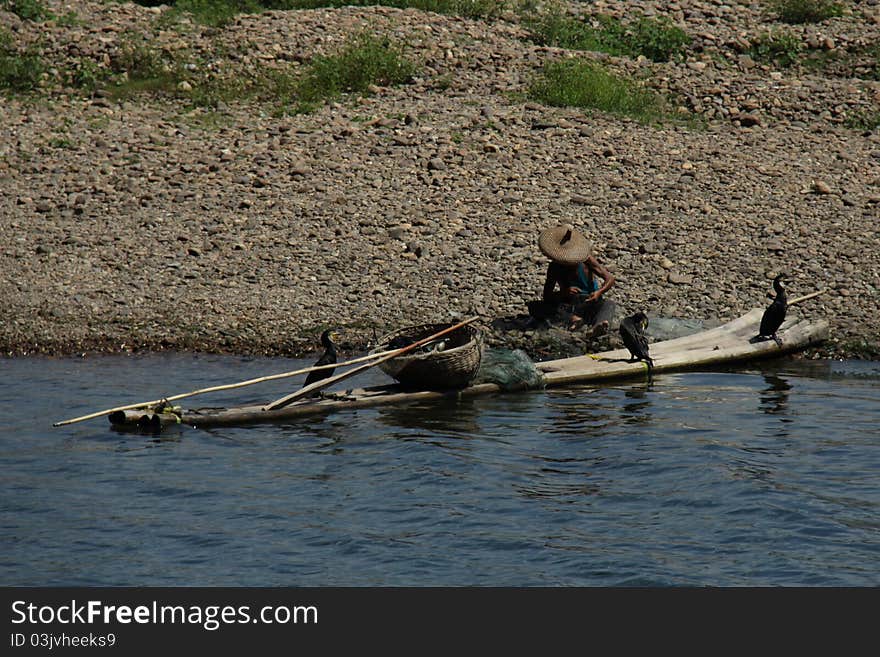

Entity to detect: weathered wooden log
[108,409,181,431]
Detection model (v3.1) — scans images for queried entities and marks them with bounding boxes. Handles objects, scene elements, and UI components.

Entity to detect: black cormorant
[753,274,787,346]
[619,311,653,372]
[302,329,338,394]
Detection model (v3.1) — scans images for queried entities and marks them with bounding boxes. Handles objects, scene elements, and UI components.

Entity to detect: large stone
[811,180,832,195]
[667,272,694,285]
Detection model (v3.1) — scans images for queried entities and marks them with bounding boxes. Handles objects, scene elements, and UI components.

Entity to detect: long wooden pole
[788,289,827,307]
[263,316,481,411]
[52,346,406,427]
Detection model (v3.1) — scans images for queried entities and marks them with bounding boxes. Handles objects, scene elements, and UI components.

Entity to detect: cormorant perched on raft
[751,274,787,347]
[302,329,339,395]
[619,311,654,372]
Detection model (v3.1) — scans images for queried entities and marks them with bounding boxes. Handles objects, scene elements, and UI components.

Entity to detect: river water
[1,353,878,586]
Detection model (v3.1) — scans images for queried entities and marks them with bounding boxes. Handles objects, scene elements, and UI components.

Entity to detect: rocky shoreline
[1,1,878,362]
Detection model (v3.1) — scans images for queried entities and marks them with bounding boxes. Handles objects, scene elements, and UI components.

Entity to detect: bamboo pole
[787,289,827,307]
[52,346,406,427]
[263,316,481,411]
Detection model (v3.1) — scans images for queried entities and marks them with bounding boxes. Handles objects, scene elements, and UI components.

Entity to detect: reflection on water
[760,374,792,416]
[1,354,879,586]
[620,382,654,426]
[513,477,600,501]
[376,398,482,437]
[544,388,617,437]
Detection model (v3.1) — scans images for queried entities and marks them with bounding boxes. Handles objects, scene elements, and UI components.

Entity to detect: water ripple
[1,355,878,586]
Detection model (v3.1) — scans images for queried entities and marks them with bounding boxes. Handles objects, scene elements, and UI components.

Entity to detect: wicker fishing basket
[371,322,483,389]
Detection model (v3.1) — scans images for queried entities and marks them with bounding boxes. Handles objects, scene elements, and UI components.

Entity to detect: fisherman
[527,223,616,336]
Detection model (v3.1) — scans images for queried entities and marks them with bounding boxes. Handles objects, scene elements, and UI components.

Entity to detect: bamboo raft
[106,307,828,431]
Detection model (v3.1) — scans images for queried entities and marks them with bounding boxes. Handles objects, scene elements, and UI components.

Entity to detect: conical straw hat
[538,224,592,265]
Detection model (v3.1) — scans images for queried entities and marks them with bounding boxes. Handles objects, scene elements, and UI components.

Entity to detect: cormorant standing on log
[620,311,653,372]
[302,329,339,394]
[753,274,787,347]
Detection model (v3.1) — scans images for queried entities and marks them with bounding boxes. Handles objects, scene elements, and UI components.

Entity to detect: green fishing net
[473,348,545,391]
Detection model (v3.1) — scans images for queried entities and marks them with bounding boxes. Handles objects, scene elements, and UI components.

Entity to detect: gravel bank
[1,1,878,361]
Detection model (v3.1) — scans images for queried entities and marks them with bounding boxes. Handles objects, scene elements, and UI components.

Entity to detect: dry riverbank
[1,1,878,361]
